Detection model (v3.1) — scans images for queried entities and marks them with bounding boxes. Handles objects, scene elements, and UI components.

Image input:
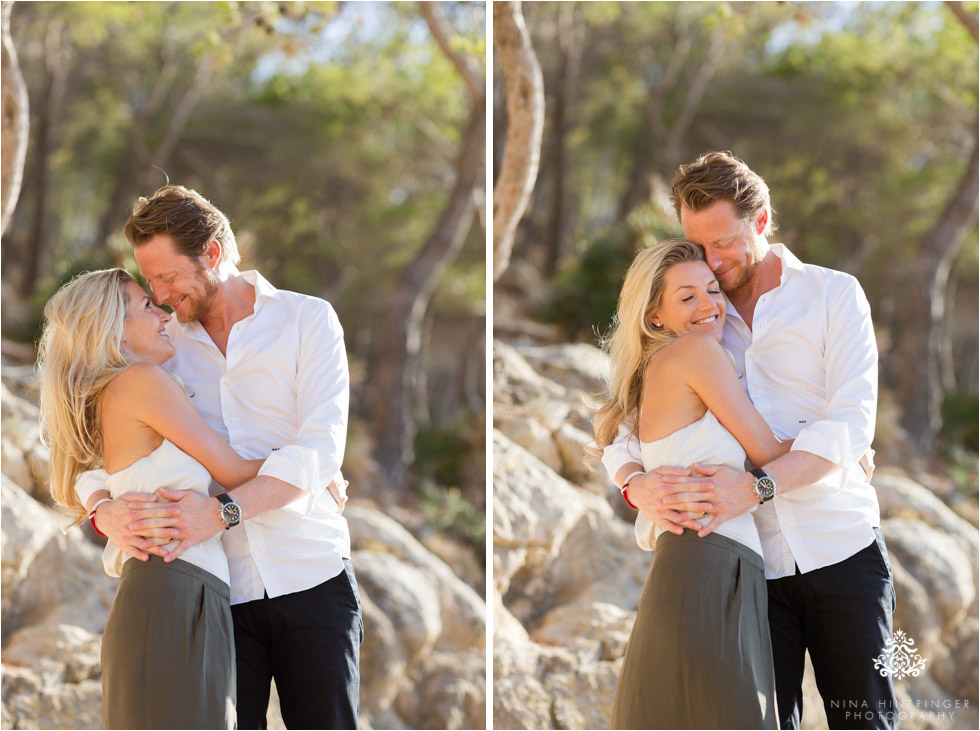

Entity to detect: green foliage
[412,420,471,487]
[542,205,681,342]
[418,480,485,554]
[941,391,980,452]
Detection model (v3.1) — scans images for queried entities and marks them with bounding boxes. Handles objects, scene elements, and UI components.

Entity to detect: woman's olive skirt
[101,555,235,730]
[611,530,777,730]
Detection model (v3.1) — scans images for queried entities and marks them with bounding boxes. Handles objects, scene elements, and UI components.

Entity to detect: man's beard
[175,270,220,323]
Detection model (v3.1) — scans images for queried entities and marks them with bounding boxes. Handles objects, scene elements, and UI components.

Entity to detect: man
[602,152,897,729]
[76,185,361,729]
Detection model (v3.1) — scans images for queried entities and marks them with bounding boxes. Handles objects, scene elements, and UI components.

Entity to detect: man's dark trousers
[767,529,898,730]
[232,559,363,730]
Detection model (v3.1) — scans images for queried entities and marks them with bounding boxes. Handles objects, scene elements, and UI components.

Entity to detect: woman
[38,268,262,730]
[589,239,788,730]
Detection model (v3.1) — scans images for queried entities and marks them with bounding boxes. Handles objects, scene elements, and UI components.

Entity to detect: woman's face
[651,260,726,341]
[121,281,175,364]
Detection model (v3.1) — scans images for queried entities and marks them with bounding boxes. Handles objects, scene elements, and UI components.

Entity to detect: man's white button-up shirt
[601,245,881,579]
[78,270,351,604]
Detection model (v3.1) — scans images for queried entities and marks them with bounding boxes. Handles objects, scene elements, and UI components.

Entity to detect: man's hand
[689,464,757,537]
[627,466,716,536]
[153,489,224,562]
[94,493,182,561]
[859,448,876,483]
[326,473,349,515]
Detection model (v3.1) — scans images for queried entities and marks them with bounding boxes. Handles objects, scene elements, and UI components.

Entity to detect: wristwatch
[216,493,242,529]
[751,468,776,504]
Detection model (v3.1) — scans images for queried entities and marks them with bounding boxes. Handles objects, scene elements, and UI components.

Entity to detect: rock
[351,549,442,666]
[495,418,563,474]
[542,655,620,731]
[10,529,117,637]
[513,343,609,396]
[889,555,941,660]
[2,624,102,685]
[492,595,540,679]
[530,601,633,663]
[396,650,485,730]
[347,506,485,652]
[0,664,103,730]
[492,431,587,598]
[553,422,594,482]
[881,518,975,631]
[358,591,405,712]
[875,473,979,571]
[493,340,566,408]
[930,616,979,705]
[543,495,647,615]
[492,675,554,730]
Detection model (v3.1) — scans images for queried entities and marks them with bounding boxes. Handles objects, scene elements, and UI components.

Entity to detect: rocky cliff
[0,363,486,730]
[492,338,979,731]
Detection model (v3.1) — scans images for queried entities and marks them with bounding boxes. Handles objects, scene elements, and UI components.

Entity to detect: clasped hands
[94,475,349,562]
[626,464,757,537]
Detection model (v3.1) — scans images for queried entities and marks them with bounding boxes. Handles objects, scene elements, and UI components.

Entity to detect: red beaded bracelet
[88,498,111,537]
[621,481,639,510]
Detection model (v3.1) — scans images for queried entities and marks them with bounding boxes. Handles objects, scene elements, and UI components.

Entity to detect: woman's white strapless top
[636,410,763,557]
[103,440,230,585]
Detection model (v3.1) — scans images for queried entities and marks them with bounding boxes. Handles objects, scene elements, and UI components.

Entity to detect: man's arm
[75,470,182,560]
[602,421,716,535]
[159,300,350,558]
[695,275,878,535]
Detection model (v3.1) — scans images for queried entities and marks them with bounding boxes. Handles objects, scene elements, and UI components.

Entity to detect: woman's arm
[669,333,791,468]
[103,362,263,488]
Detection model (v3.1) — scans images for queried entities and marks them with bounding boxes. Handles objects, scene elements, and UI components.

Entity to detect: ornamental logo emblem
[874,629,927,680]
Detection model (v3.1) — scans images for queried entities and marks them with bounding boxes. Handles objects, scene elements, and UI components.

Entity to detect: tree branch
[492,0,544,281]
[420,2,482,103]
[946,1,979,44]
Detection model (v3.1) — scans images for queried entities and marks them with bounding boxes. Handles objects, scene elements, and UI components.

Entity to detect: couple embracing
[592,152,898,730]
[39,185,361,729]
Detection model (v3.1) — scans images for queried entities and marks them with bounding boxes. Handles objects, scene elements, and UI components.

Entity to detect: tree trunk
[492,0,544,282]
[542,2,581,278]
[896,138,979,453]
[1,0,29,237]
[370,101,484,487]
[370,4,485,488]
[20,20,68,297]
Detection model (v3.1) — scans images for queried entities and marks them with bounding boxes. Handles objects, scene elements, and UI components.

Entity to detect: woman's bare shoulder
[103,362,174,401]
[651,332,725,371]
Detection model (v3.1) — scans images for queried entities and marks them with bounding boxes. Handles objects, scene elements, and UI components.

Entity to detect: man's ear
[755,208,769,235]
[204,240,222,269]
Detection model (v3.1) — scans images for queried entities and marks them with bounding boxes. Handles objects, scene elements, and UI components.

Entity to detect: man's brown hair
[123,185,241,266]
[670,151,776,237]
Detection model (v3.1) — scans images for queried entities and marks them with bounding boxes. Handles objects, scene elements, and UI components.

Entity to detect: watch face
[756,477,776,499]
[221,502,242,527]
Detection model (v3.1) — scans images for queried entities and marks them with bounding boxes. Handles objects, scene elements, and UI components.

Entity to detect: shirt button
[253,549,261,555]
[783,525,790,530]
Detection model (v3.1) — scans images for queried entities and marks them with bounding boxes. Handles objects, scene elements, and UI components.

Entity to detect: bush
[541,205,681,342]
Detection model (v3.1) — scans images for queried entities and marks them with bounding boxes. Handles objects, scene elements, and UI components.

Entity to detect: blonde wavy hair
[37,268,139,525]
[586,239,706,467]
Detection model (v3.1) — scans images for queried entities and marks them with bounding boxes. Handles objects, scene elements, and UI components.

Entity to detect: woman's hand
[628,466,716,535]
[94,493,182,561]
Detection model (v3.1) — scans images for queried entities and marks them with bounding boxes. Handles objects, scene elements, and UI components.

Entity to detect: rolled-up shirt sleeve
[791,276,877,489]
[263,301,349,515]
[74,468,109,508]
[600,421,643,485]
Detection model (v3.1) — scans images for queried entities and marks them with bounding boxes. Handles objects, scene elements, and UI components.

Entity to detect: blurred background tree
[495,0,978,477]
[1,0,486,558]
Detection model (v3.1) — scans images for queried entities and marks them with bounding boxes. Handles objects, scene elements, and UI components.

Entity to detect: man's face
[680,199,767,293]
[133,235,219,324]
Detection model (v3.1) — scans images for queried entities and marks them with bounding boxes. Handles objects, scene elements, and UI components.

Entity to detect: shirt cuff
[258,445,321,516]
[791,420,851,492]
[74,468,109,508]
